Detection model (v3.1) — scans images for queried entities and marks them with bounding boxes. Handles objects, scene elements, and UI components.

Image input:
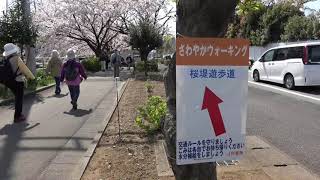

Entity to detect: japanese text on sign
[176,38,250,66]
[190,68,236,79]
[177,138,245,161]
[179,44,248,57]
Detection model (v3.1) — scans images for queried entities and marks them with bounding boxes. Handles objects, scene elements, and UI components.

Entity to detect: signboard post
[176,38,249,165]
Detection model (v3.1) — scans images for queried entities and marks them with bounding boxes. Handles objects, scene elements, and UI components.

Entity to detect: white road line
[248,81,320,102]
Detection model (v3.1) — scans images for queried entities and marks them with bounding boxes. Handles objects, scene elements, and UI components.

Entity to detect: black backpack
[65,61,78,81]
[0,55,19,85]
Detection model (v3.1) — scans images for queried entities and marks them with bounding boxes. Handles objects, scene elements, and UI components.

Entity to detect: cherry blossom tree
[34,0,174,61]
[35,0,124,59]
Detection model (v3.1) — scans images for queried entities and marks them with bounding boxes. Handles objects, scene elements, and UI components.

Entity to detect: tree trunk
[177,0,237,37]
[106,61,109,70]
[162,1,237,179]
[144,60,148,77]
[140,51,149,77]
[22,0,36,75]
[25,45,36,75]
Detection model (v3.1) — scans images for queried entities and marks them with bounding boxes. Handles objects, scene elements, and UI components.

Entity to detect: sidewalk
[217,136,319,180]
[0,73,128,180]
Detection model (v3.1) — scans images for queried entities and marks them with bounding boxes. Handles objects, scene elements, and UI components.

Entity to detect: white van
[251,42,320,89]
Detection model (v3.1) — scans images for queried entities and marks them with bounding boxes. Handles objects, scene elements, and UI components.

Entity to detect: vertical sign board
[176,38,249,165]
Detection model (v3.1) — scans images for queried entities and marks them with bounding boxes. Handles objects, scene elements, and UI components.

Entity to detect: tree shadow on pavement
[0,123,40,135]
[14,94,44,109]
[1,94,45,109]
[0,92,40,179]
[0,122,40,179]
[63,108,93,117]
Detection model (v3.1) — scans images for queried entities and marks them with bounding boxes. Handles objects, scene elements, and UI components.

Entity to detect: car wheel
[284,74,295,90]
[253,70,260,82]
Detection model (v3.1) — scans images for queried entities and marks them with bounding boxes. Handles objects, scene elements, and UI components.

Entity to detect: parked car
[251,42,320,89]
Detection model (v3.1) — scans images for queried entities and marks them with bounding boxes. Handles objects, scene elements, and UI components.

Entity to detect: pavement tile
[218,169,272,180]
[218,152,260,172]
[251,148,298,166]
[38,163,75,180]
[218,136,319,180]
[62,137,91,151]
[52,151,83,164]
[262,165,320,180]
[246,136,271,149]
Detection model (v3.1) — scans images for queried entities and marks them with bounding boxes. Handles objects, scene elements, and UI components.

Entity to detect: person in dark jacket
[111,50,121,78]
[60,49,87,110]
[2,43,35,123]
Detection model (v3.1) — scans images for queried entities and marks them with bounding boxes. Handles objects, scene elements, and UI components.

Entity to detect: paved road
[0,76,124,180]
[247,84,320,176]
[248,70,320,100]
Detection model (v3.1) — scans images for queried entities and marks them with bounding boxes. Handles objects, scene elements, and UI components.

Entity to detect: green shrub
[136,60,158,72]
[81,56,101,72]
[135,96,167,134]
[27,79,37,90]
[27,69,54,90]
[0,69,53,98]
[37,69,54,86]
[145,81,154,94]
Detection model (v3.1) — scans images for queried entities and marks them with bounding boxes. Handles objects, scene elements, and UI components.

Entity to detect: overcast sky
[305,0,320,14]
[0,1,6,12]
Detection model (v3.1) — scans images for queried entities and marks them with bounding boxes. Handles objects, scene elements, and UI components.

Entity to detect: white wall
[249,46,266,60]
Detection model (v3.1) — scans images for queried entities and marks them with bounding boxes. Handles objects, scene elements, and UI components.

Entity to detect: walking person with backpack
[1,43,35,123]
[60,49,87,110]
[111,50,121,78]
[46,50,63,95]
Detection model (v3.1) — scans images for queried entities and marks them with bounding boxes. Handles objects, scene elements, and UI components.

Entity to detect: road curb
[0,83,55,106]
[70,79,131,180]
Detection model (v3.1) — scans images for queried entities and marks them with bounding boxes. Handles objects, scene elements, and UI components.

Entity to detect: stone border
[69,79,131,180]
[0,83,55,106]
[154,140,175,177]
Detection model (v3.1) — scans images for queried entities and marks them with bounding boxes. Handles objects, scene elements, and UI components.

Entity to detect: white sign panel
[176,38,249,165]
